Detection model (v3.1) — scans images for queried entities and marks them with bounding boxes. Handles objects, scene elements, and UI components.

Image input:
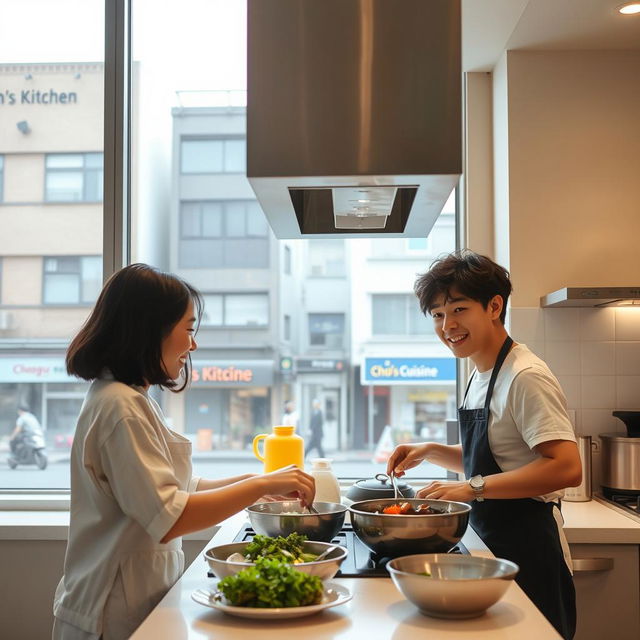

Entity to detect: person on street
[10,404,43,455]
[386,250,581,640]
[52,264,315,640]
[305,399,325,459]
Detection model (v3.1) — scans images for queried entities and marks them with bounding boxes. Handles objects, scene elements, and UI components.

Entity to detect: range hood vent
[541,287,640,308]
[247,0,462,239]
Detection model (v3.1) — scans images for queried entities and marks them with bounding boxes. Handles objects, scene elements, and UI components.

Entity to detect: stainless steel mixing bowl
[204,540,347,580]
[387,553,519,618]
[348,498,471,556]
[246,501,347,542]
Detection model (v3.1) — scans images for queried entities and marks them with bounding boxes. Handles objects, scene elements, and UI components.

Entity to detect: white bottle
[310,458,341,504]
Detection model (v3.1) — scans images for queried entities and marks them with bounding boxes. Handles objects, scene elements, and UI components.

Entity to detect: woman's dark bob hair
[66,263,203,391]
[414,250,512,325]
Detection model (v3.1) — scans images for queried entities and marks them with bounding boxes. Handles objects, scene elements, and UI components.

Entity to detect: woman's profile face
[160,300,197,381]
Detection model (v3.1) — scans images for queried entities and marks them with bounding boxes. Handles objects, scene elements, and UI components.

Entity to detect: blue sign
[362,357,456,385]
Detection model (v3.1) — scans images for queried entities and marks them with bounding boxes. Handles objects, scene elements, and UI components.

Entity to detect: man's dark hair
[66,263,203,391]
[17,404,30,413]
[414,250,512,324]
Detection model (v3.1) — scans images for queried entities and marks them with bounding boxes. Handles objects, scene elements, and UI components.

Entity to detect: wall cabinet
[570,543,640,640]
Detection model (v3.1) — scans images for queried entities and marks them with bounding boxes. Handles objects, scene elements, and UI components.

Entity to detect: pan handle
[572,558,614,573]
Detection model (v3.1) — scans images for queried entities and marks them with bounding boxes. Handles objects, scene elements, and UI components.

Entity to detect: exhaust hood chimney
[247,0,462,239]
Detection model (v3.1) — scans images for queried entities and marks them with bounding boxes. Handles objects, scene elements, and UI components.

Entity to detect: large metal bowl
[348,498,471,556]
[246,501,347,542]
[204,540,348,581]
[387,554,519,618]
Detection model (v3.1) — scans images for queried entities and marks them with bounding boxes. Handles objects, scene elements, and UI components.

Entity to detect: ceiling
[462,0,640,72]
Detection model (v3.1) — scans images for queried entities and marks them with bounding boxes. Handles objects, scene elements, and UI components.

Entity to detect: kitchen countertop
[130,511,563,640]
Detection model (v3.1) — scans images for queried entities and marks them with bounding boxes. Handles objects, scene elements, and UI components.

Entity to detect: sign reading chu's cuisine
[362,357,456,385]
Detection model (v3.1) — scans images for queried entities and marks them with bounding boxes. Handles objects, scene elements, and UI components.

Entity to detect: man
[10,404,44,455]
[386,250,581,640]
[305,399,325,459]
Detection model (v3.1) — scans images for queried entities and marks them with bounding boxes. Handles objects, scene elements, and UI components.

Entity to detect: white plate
[191,581,352,620]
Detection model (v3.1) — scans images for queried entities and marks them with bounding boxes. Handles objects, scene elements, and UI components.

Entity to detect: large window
[179,200,269,268]
[45,153,103,202]
[308,239,346,277]
[43,256,102,305]
[181,138,246,174]
[309,313,345,348]
[201,293,269,327]
[372,294,435,336]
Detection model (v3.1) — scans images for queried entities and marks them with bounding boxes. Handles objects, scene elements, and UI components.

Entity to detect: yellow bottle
[253,425,304,472]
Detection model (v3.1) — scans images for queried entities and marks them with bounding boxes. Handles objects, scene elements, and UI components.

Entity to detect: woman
[52,264,314,640]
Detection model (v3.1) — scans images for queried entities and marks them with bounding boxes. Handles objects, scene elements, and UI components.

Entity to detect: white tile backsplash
[580,375,616,409]
[577,409,618,437]
[510,307,545,343]
[544,308,580,341]
[615,342,640,375]
[580,342,615,376]
[615,376,640,409]
[546,342,581,376]
[615,308,640,340]
[579,308,615,341]
[555,375,581,409]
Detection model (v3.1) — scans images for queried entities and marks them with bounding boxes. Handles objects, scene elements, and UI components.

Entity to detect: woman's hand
[386,443,431,478]
[258,465,316,507]
[416,480,474,502]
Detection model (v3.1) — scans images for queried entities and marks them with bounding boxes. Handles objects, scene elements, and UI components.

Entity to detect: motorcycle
[8,431,48,470]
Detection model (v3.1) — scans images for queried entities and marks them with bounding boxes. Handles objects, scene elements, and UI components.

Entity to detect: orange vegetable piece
[383,504,402,514]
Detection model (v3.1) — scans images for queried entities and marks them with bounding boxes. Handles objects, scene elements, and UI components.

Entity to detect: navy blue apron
[460,336,576,640]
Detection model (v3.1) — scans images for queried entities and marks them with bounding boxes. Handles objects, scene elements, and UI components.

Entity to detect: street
[0,452,446,489]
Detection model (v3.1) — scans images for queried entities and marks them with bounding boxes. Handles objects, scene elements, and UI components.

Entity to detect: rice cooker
[600,411,640,496]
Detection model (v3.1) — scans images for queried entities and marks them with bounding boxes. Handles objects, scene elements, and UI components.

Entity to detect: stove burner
[210,523,469,578]
[601,489,640,516]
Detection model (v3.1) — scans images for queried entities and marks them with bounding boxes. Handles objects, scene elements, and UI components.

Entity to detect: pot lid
[613,411,640,438]
[354,473,412,492]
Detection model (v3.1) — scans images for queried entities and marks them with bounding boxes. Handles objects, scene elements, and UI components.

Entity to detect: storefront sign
[0,89,78,105]
[191,360,274,387]
[0,357,76,383]
[361,357,456,385]
[296,358,346,373]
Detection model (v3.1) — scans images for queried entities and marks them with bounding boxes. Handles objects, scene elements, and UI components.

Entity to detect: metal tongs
[389,471,401,502]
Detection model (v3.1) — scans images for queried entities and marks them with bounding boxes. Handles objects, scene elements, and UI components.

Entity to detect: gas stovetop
[599,490,640,522]
[223,523,469,578]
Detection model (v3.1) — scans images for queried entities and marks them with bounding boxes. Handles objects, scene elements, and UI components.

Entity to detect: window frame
[0,154,4,202]
[200,292,269,328]
[41,256,102,306]
[180,136,246,175]
[44,152,104,203]
[371,293,437,337]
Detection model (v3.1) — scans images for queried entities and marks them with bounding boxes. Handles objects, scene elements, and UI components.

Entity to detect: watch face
[471,475,483,489]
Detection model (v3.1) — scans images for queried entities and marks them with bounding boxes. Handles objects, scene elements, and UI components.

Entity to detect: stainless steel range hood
[541,288,640,308]
[247,0,462,239]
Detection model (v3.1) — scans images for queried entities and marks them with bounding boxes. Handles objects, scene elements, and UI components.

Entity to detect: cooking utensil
[348,498,470,556]
[390,472,401,502]
[564,436,594,502]
[345,473,416,503]
[387,554,519,619]
[205,540,347,581]
[246,501,346,542]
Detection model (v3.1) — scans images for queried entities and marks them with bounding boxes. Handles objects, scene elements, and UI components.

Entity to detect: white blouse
[53,376,199,637]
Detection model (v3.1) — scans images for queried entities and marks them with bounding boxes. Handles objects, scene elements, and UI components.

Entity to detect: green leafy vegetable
[217,557,324,608]
[243,532,318,564]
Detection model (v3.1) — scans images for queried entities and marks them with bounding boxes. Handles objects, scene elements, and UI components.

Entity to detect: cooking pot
[345,473,416,503]
[600,411,640,495]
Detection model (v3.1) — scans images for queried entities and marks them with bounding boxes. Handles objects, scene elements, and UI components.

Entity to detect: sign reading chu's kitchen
[362,357,456,385]
[0,88,78,105]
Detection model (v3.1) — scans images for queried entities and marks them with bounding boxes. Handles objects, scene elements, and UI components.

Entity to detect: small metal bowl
[204,540,348,581]
[388,554,519,618]
[348,498,471,556]
[246,501,347,542]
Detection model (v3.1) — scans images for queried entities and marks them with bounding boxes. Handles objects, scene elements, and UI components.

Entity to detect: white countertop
[131,511,566,640]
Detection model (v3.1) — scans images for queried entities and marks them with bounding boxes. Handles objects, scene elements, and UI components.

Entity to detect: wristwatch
[469,475,485,502]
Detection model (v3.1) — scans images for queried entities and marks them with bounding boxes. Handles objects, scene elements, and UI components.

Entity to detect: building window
[371,294,434,336]
[309,313,345,348]
[180,138,246,174]
[284,314,291,341]
[0,155,4,202]
[179,200,269,268]
[308,239,346,277]
[45,153,103,202]
[201,293,269,327]
[43,256,102,305]
[284,245,291,275]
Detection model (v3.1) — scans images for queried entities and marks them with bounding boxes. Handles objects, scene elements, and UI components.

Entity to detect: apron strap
[483,336,513,411]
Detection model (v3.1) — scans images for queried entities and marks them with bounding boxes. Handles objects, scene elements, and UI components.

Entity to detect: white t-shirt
[53,376,199,637]
[463,343,576,503]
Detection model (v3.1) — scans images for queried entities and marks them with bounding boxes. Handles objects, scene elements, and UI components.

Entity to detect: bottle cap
[310,457,333,469]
